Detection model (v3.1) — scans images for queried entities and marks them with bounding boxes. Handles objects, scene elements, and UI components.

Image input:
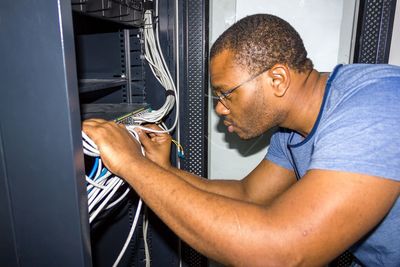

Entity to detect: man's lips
[224,120,235,133]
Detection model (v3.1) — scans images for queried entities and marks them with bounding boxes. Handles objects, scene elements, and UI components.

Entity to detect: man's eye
[223,92,231,99]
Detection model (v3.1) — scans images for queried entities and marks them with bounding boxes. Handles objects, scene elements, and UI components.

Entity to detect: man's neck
[282,69,329,137]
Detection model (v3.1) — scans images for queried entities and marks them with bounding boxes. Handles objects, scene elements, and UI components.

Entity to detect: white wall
[208,0,356,181]
[389,1,400,66]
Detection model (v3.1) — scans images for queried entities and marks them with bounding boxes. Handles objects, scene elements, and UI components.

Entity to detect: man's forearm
[120,158,289,266]
[164,166,250,202]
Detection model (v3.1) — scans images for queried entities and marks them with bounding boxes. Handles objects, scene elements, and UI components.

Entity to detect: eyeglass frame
[213,67,270,109]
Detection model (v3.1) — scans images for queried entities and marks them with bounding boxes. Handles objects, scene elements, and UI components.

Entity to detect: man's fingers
[142,123,165,133]
[137,129,153,147]
[82,119,124,147]
[142,124,172,141]
[82,118,108,127]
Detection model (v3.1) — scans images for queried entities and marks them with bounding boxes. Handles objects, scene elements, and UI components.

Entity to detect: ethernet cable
[125,0,179,134]
[83,125,145,267]
[83,128,144,223]
[82,0,179,265]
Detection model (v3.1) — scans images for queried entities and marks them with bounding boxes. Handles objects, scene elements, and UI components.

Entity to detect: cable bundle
[82,130,144,224]
[83,128,145,267]
[126,0,179,134]
[81,1,178,266]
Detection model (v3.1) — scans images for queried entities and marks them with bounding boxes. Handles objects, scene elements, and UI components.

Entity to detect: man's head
[210,14,313,139]
[210,14,313,75]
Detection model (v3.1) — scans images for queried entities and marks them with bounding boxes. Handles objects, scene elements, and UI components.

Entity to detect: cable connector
[177,150,185,159]
[172,139,184,159]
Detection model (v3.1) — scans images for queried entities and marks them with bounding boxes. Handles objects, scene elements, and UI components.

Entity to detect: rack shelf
[81,103,149,120]
[78,78,127,93]
[71,0,143,27]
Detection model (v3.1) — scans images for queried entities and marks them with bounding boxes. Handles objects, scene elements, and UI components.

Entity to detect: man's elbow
[222,244,303,267]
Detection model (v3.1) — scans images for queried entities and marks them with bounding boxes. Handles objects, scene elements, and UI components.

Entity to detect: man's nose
[215,100,230,116]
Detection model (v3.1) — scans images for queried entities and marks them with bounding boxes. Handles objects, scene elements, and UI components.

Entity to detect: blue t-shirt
[265,64,400,266]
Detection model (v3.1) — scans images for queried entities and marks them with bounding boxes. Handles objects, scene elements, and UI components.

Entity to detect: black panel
[353,0,397,63]
[75,31,126,104]
[1,0,210,266]
[90,192,146,267]
[179,0,209,266]
[0,130,19,266]
[129,29,147,104]
[179,0,209,177]
[0,0,91,266]
[71,0,143,27]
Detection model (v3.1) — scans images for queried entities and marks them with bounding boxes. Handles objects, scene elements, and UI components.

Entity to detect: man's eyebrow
[210,84,222,91]
[211,84,229,92]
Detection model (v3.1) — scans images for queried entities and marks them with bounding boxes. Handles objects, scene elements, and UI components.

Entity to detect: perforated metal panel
[186,0,208,174]
[178,0,209,266]
[354,0,397,63]
[329,251,356,267]
[179,0,209,178]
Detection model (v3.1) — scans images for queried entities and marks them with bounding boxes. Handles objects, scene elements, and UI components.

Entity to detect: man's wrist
[118,155,149,179]
[160,162,173,172]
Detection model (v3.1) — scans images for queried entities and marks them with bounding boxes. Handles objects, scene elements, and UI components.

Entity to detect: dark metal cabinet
[0,0,209,266]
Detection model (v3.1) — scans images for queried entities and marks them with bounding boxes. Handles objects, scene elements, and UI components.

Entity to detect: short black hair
[210,14,313,74]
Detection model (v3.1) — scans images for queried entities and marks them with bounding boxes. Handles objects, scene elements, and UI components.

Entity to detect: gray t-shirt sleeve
[310,80,400,181]
[265,130,293,171]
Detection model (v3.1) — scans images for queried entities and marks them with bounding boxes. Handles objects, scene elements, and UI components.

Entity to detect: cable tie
[165,90,175,97]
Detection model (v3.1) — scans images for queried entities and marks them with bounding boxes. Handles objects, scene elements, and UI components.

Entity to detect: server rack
[0,0,208,266]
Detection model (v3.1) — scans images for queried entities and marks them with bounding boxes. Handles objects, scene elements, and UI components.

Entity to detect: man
[83,14,400,266]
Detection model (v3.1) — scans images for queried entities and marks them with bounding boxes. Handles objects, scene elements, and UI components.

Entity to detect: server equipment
[0,0,208,266]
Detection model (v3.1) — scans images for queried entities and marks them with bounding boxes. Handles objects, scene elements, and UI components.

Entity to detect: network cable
[81,0,178,266]
[83,126,145,266]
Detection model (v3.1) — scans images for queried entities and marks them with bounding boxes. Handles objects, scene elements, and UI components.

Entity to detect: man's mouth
[224,120,235,133]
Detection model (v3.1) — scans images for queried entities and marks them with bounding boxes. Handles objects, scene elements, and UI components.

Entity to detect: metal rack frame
[0,0,210,266]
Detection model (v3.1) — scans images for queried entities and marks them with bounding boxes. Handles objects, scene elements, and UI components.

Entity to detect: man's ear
[267,64,290,97]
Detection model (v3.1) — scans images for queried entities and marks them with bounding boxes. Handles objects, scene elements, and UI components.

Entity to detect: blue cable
[88,158,99,179]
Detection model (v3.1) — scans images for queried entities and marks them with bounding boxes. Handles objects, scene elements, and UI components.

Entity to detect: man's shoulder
[332,63,400,86]
[323,64,400,121]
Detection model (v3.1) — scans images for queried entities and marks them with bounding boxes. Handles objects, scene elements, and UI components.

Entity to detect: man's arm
[165,161,296,206]
[138,124,296,205]
[83,120,400,267]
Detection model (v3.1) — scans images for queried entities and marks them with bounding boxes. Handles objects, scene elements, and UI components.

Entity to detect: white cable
[143,207,151,267]
[89,179,124,223]
[81,1,180,265]
[88,176,118,207]
[82,131,99,154]
[82,140,99,154]
[85,176,106,189]
[88,177,120,211]
[87,172,111,197]
[112,198,143,267]
[105,188,130,209]
[87,171,111,192]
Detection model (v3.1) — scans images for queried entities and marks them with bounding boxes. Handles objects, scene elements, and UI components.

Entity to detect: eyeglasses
[213,67,269,109]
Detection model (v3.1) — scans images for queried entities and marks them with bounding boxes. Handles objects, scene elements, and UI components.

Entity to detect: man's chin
[235,123,277,140]
[235,130,262,140]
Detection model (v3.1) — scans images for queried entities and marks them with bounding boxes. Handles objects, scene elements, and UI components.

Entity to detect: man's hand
[82,119,145,177]
[138,124,172,170]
